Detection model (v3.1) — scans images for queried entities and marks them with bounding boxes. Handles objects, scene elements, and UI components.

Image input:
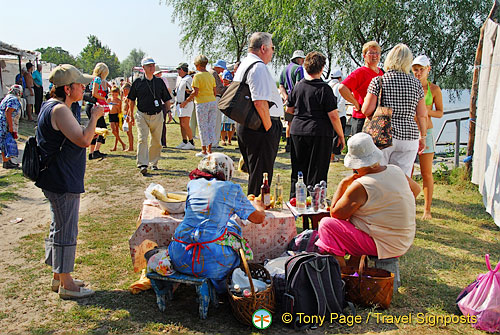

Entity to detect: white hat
[344,133,383,169]
[290,50,306,61]
[141,57,155,66]
[330,69,343,78]
[412,55,430,67]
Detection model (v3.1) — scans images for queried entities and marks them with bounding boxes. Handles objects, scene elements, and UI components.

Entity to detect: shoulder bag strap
[377,76,384,108]
[242,61,264,86]
[40,100,68,171]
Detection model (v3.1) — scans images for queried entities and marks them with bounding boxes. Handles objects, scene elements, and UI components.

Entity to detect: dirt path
[0,177,95,332]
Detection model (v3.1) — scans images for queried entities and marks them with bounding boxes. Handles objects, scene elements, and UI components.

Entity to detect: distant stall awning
[0,41,39,60]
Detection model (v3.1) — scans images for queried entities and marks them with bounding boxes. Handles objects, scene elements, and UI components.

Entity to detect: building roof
[0,41,39,60]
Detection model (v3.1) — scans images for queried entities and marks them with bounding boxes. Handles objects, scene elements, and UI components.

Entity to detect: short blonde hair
[362,41,381,56]
[384,44,413,74]
[92,62,109,79]
[194,55,208,67]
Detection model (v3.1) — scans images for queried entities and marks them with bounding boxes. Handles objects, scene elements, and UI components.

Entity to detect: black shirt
[288,78,337,137]
[128,76,171,114]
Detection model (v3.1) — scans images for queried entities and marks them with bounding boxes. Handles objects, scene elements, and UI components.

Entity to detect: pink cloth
[315,217,378,257]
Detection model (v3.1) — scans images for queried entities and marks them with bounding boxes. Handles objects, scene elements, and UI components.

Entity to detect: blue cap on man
[213,59,227,70]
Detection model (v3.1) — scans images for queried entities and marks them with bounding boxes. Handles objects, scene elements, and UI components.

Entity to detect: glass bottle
[261,172,271,209]
[274,173,283,211]
[296,171,307,213]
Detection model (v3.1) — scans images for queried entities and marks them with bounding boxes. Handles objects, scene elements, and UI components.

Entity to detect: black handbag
[218,61,265,130]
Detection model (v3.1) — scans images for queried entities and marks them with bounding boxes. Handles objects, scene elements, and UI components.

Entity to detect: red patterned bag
[363,76,393,149]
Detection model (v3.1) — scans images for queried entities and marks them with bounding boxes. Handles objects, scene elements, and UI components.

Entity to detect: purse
[341,255,394,309]
[218,61,264,130]
[362,76,393,149]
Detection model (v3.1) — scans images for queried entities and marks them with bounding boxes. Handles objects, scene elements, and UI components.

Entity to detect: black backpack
[283,253,351,329]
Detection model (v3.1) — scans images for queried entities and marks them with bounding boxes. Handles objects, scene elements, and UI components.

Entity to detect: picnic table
[129,200,298,271]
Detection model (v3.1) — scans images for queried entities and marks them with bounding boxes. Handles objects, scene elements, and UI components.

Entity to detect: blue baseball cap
[213,59,227,70]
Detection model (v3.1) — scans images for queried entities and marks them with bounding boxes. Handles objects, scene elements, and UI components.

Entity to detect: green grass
[0,115,498,334]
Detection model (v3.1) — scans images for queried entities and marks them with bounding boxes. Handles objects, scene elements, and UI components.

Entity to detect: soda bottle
[313,184,321,212]
[296,171,307,213]
[261,172,271,209]
[274,173,283,211]
[319,180,327,209]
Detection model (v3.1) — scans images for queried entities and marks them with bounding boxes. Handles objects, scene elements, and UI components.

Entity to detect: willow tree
[164,0,268,62]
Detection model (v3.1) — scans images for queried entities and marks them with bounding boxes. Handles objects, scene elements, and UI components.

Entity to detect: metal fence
[435,108,469,167]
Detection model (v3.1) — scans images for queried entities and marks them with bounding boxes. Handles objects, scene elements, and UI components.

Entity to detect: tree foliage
[164,0,268,63]
[35,46,76,66]
[76,35,121,78]
[164,0,490,88]
[120,48,146,77]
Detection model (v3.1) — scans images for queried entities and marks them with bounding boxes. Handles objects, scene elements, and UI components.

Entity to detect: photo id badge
[154,100,160,107]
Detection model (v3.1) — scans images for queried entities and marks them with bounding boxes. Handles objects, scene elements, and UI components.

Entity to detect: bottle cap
[243,289,251,297]
[298,171,303,178]
[233,284,240,291]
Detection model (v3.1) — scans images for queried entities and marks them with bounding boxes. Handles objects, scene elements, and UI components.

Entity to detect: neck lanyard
[145,78,156,100]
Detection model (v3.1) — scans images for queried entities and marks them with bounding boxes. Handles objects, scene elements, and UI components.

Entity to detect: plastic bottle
[319,180,327,209]
[296,171,307,213]
[313,184,321,212]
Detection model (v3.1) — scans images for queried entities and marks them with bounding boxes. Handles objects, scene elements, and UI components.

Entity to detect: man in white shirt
[174,62,195,149]
[234,32,284,196]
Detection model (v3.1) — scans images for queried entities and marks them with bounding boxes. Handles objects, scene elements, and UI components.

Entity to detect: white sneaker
[183,142,195,150]
[195,152,207,157]
[175,142,187,149]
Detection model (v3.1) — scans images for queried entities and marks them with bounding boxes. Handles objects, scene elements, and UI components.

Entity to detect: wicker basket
[226,249,276,325]
[341,255,394,309]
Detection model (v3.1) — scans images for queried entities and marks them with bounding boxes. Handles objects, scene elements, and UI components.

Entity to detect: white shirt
[175,75,193,104]
[234,53,283,117]
[329,79,346,118]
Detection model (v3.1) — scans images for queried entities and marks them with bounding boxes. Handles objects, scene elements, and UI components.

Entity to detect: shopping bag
[5,132,18,157]
[457,254,500,332]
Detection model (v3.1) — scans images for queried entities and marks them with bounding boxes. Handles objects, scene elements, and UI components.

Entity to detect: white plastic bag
[144,183,167,200]
[231,268,267,291]
[122,118,129,132]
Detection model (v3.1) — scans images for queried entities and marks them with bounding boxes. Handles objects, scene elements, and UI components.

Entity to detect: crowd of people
[0,31,446,299]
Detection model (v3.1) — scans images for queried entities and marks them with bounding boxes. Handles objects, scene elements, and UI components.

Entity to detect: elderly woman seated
[316,133,421,266]
[168,153,266,293]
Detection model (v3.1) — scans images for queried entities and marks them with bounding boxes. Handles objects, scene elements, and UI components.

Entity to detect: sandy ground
[0,142,96,332]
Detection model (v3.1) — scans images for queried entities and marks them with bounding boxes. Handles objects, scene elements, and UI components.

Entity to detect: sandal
[51,278,85,292]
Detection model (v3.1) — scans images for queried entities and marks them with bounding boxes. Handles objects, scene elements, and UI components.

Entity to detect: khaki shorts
[23,88,35,104]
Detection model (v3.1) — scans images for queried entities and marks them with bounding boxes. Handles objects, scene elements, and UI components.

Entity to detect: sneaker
[213,144,223,149]
[183,142,195,150]
[93,151,107,159]
[51,278,85,293]
[151,166,159,171]
[195,152,207,157]
[139,165,148,175]
[175,142,187,149]
[59,286,95,299]
[88,153,95,160]
[3,160,18,169]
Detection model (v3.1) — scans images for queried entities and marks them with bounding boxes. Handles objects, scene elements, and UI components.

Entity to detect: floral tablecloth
[129,200,298,272]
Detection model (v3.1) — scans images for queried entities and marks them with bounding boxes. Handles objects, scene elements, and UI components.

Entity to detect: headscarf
[8,84,23,97]
[189,153,235,181]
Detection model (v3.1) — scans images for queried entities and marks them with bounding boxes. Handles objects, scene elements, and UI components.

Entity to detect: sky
[0,0,189,67]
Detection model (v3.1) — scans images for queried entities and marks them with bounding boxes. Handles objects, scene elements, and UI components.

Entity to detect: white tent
[472,18,500,227]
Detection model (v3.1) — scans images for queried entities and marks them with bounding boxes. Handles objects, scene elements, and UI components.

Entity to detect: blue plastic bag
[5,132,18,157]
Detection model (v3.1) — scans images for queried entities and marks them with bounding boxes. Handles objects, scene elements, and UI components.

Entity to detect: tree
[76,35,121,78]
[164,0,267,62]
[35,46,76,66]
[120,48,146,77]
